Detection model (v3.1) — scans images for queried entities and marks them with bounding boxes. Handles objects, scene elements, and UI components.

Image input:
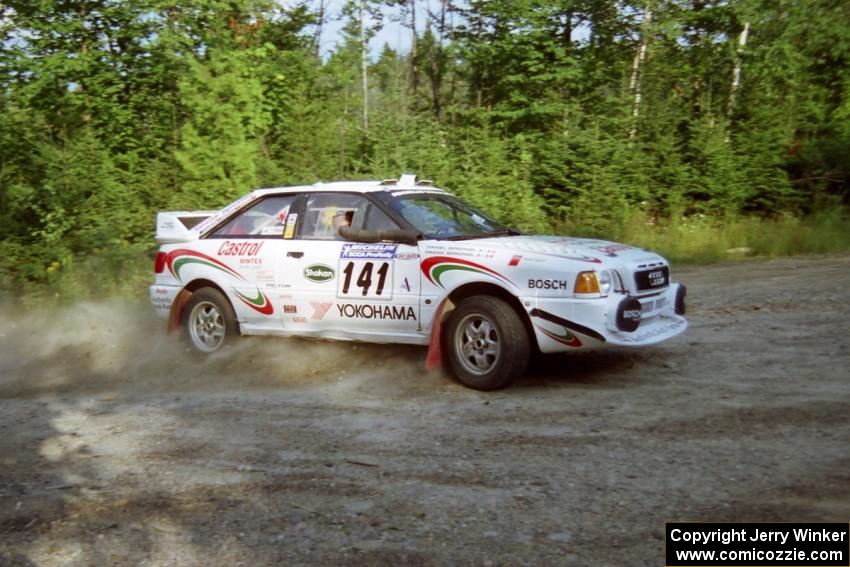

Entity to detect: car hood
[438,235,666,266]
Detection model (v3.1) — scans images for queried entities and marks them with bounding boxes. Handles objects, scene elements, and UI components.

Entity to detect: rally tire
[182,288,238,354]
[444,295,530,391]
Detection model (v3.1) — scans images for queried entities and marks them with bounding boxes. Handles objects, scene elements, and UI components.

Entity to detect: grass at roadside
[2,209,849,304]
[604,208,850,265]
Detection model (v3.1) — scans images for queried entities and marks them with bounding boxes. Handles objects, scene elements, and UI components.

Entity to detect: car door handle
[287,251,304,259]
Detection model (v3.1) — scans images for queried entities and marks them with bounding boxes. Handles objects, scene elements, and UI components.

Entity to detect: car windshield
[389,193,518,239]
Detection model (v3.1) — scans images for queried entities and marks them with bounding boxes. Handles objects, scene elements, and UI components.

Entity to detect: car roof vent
[417,179,433,186]
[379,178,398,186]
[398,173,418,187]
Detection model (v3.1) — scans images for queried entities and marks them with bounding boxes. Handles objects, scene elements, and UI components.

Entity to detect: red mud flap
[425,299,449,370]
[167,289,191,335]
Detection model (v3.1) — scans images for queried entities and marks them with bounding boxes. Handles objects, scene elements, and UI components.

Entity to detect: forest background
[1,0,849,300]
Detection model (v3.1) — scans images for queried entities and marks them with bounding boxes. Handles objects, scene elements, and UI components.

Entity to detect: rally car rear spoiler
[155,211,216,244]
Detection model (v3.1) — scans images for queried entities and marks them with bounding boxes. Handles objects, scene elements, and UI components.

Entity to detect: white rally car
[150,174,687,390]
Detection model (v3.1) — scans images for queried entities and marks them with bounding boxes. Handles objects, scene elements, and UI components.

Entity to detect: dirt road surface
[1,254,848,566]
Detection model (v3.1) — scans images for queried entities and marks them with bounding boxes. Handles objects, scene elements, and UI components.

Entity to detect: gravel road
[1,254,848,566]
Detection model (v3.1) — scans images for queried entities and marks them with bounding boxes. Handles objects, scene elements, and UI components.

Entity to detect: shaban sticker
[304,264,335,283]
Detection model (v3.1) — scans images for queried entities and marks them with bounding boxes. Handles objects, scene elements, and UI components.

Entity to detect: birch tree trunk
[726,21,750,141]
[409,0,418,96]
[429,1,447,121]
[314,0,325,58]
[339,90,348,177]
[628,2,652,139]
[360,0,369,134]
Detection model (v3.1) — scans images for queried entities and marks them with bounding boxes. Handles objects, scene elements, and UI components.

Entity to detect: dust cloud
[0,300,427,399]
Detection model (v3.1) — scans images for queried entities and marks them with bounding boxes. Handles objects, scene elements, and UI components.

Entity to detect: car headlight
[574,270,613,297]
[574,271,600,295]
[598,270,612,295]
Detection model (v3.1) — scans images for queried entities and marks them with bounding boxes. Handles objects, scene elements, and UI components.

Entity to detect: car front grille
[634,266,670,292]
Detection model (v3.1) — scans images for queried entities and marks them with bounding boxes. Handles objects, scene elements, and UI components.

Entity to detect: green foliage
[175,48,270,208]
[618,207,850,265]
[1,0,849,300]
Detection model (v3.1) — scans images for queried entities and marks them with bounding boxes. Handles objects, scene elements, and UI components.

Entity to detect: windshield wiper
[442,234,478,240]
[440,228,521,241]
[485,228,521,237]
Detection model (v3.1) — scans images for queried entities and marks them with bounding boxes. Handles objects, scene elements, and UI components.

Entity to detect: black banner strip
[529,308,606,342]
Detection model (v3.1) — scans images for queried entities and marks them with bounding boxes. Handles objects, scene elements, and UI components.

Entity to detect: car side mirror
[338,226,422,246]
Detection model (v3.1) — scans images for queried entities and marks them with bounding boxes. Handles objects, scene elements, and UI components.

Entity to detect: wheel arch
[445,282,538,351]
[168,279,240,334]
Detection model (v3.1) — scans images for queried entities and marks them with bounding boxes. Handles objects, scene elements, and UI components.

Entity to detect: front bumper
[528,283,688,353]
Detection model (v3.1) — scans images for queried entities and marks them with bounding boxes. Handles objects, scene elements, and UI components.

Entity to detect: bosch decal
[528,279,569,290]
[616,297,643,332]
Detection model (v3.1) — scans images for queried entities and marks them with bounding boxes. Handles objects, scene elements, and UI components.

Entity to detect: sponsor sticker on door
[304,264,335,283]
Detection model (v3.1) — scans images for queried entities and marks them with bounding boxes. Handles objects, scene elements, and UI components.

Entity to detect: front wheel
[444,296,530,390]
[182,288,238,354]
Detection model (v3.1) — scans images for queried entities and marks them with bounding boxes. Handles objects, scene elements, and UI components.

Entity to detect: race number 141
[339,261,392,298]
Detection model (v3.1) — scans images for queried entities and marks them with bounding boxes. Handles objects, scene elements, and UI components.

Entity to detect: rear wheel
[445,295,530,390]
[182,288,238,354]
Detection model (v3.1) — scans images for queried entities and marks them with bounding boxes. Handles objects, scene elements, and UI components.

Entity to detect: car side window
[211,195,296,238]
[300,193,399,240]
[362,203,400,231]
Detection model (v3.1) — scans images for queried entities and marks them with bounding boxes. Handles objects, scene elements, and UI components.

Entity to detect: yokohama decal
[421,256,515,288]
[336,303,416,320]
